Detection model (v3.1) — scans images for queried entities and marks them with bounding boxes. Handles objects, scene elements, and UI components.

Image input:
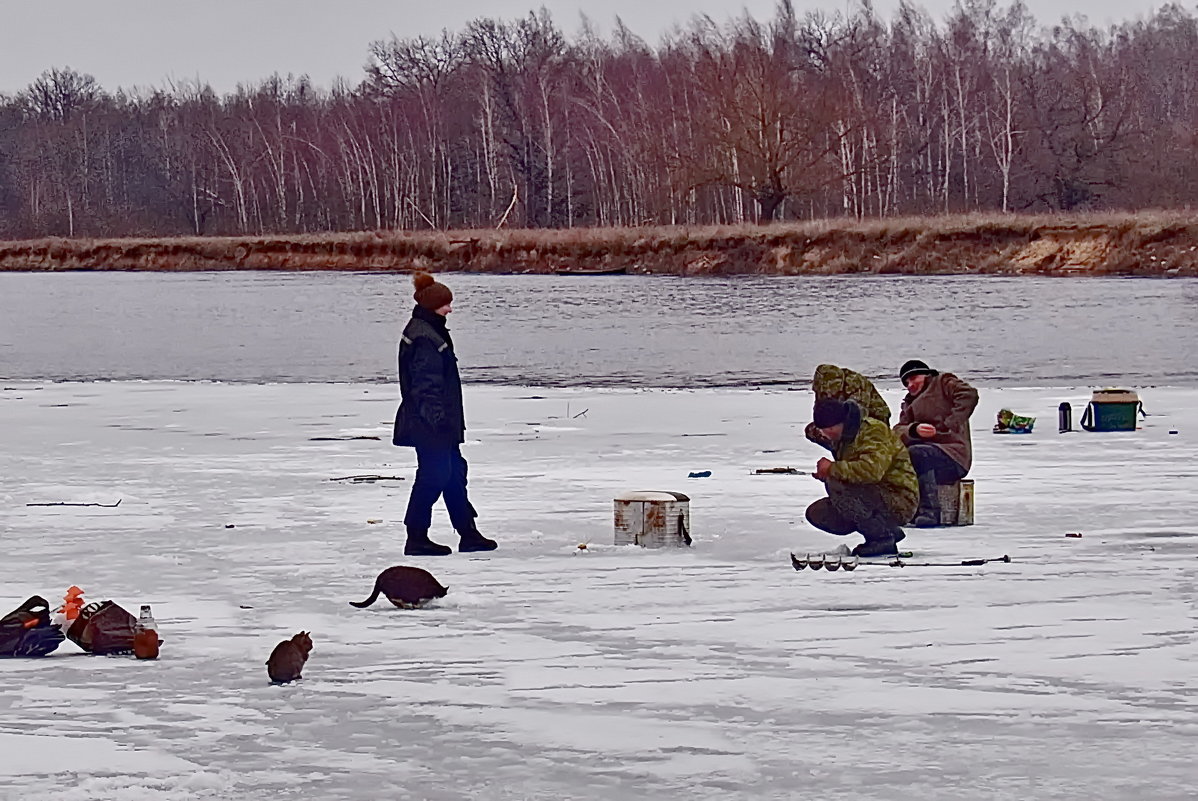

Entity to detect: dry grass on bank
[2,211,1197,276]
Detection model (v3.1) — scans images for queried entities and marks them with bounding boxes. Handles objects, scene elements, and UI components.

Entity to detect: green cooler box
[1081,389,1142,432]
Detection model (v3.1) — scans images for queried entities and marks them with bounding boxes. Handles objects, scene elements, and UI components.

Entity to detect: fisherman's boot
[457,524,498,553]
[884,514,908,547]
[911,469,942,528]
[851,515,901,558]
[403,527,452,556]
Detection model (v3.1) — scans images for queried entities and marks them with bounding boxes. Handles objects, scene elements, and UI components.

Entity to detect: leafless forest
[2,1,1197,241]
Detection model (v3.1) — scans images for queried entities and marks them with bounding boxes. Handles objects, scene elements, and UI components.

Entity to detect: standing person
[393,273,498,556]
[894,360,979,527]
[806,398,919,557]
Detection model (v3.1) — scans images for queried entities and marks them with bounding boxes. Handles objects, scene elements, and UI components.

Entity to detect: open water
[1,271,1196,387]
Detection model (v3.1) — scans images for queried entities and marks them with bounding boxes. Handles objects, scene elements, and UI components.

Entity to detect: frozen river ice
[1,381,1196,800]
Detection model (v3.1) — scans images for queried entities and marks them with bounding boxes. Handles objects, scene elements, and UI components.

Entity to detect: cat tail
[349,580,382,608]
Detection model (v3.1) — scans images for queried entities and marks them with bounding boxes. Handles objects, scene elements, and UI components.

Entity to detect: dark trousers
[908,443,967,512]
[403,443,476,532]
[806,478,900,540]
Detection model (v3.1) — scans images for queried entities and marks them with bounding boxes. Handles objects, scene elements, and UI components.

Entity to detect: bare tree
[679,5,861,222]
[0,4,1197,239]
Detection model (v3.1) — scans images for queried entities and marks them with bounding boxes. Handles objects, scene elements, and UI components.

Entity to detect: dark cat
[349,566,449,609]
[266,631,312,684]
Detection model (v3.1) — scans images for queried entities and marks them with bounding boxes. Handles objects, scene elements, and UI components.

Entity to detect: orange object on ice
[60,586,85,621]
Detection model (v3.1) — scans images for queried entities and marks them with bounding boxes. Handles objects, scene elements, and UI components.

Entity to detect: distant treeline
[2,1,1197,239]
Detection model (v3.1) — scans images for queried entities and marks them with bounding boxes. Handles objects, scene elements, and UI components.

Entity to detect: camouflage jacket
[805,364,891,450]
[827,402,919,523]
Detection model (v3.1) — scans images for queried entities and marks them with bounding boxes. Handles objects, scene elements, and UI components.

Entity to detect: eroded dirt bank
[2,213,1197,276]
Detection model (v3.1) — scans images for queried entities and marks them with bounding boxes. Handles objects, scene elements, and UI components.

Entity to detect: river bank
[2,212,1197,276]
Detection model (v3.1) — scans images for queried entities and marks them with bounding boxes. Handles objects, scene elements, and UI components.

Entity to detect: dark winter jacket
[805,364,891,450]
[827,401,919,523]
[393,306,465,448]
[894,371,979,472]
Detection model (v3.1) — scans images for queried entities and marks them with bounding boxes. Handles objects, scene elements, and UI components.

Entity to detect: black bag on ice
[0,596,66,657]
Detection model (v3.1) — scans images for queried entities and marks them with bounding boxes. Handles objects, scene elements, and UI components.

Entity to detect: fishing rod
[877,554,1011,568]
[790,553,1011,571]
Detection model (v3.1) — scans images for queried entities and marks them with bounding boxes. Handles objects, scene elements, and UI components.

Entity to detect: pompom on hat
[812,398,849,429]
[413,272,453,311]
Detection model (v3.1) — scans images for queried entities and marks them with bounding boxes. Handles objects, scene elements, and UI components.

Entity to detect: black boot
[853,537,899,557]
[404,527,452,556]
[457,525,498,553]
[911,508,940,528]
[852,514,901,558]
[913,470,942,527]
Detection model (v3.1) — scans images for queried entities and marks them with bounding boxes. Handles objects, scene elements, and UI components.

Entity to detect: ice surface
[1,382,1196,800]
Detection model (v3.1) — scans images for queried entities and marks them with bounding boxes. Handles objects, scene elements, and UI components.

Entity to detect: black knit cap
[899,359,934,383]
[812,398,849,429]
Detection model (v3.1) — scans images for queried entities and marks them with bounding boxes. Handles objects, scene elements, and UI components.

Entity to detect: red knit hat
[413,272,453,311]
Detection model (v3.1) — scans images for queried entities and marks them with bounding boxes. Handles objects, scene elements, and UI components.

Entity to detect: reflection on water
[1,272,1196,387]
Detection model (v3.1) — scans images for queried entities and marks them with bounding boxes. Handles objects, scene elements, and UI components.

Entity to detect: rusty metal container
[613,491,692,548]
[937,479,975,526]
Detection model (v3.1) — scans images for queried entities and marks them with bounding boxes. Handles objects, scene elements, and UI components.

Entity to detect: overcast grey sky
[0,0,1179,94]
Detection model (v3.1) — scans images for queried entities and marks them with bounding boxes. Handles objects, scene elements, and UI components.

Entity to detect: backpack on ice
[66,600,138,655]
[0,596,66,658]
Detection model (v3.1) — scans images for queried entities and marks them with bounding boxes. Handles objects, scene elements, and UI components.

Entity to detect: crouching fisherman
[806,398,919,557]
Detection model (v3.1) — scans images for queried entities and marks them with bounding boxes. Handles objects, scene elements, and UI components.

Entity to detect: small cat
[266,631,312,684]
[349,566,449,609]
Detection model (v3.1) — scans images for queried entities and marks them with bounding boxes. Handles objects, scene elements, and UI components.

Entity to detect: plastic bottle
[133,604,160,660]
